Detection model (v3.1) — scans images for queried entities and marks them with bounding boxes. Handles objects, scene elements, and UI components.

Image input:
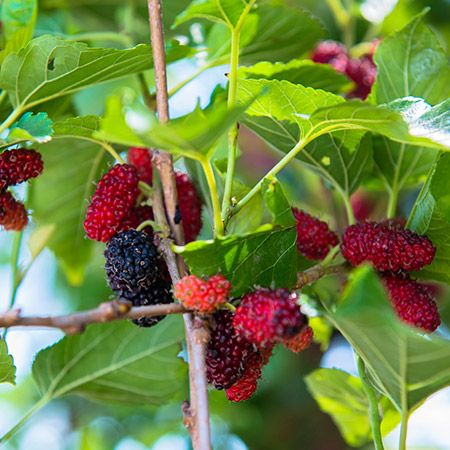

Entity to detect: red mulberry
[0,191,28,231]
[0,149,43,190]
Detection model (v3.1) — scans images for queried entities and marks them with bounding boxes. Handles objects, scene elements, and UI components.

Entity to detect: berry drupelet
[341,221,435,273]
[233,288,306,346]
[128,147,153,185]
[84,164,139,242]
[293,208,339,260]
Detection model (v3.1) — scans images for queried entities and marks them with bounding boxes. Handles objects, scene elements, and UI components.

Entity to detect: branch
[295,263,349,289]
[147,2,212,449]
[0,301,187,334]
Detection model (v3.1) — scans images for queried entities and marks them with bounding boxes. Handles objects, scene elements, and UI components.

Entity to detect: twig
[0,301,187,333]
[295,263,348,289]
[147,2,212,449]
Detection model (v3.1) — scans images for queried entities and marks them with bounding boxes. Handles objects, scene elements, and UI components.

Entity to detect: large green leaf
[32,139,109,285]
[0,36,188,110]
[372,14,450,105]
[33,317,185,405]
[0,340,16,385]
[305,368,399,447]
[0,0,37,63]
[408,153,450,283]
[97,96,247,161]
[53,116,100,140]
[238,60,351,93]
[328,266,450,413]
[176,225,311,296]
[371,14,449,189]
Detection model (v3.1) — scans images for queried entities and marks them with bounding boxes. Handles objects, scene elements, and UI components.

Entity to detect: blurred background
[1,0,450,449]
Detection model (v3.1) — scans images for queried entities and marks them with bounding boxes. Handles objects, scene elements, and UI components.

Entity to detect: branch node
[3,309,21,327]
[182,400,194,430]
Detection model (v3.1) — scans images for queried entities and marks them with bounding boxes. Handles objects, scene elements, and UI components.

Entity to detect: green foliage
[238,60,351,93]
[0,340,16,385]
[31,139,109,285]
[0,0,37,63]
[176,225,311,296]
[305,368,399,447]
[261,177,295,226]
[408,153,450,283]
[33,317,186,404]
[328,266,450,413]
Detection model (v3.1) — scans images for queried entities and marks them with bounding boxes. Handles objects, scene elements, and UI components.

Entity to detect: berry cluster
[293,208,338,260]
[0,149,44,231]
[176,276,313,402]
[83,148,202,244]
[311,40,378,99]
[105,229,173,327]
[341,221,439,331]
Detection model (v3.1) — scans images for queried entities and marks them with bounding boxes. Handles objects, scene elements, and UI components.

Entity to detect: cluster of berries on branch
[312,40,378,99]
[175,275,313,402]
[0,149,44,231]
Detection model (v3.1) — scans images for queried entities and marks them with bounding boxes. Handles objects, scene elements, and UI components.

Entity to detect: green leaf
[31,139,109,285]
[408,153,450,283]
[238,78,344,122]
[0,339,16,385]
[238,60,351,93]
[176,225,311,296]
[1,112,54,148]
[97,96,247,161]
[261,177,295,226]
[0,36,188,110]
[53,115,100,140]
[174,0,253,28]
[305,368,399,447]
[372,13,450,105]
[0,0,37,63]
[28,224,56,260]
[328,266,450,413]
[33,317,186,405]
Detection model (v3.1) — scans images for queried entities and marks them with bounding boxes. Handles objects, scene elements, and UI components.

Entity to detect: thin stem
[201,159,224,237]
[100,142,126,164]
[356,355,385,450]
[222,27,240,217]
[0,90,7,106]
[0,107,24,136]
[386,144,404,218]
[0,396,50,443]
[227,137,309,223]
[399,411,409,450]
[340,189,355,225]
[386,188,398,219]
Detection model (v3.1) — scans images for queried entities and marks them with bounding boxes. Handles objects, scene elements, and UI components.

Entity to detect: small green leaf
[408,153,450,283]
[261,177,295,226]
[33,317,186,405]
[305,368,399,447]
[0,339,16,385]
[328,266,450,413]
[174,0,253,28]
[31,139,109,285]
[176,225,311,296]
[28,224,56,260]
[1,112,54,148]
[238,60,351,93]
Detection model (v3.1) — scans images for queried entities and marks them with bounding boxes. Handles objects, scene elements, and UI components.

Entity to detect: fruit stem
[100,142,126,164]
[223,302,236,312]
[201,159,224,237]
[0,106,24,136]
[356,355,385,450]
[340,190,356,225]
